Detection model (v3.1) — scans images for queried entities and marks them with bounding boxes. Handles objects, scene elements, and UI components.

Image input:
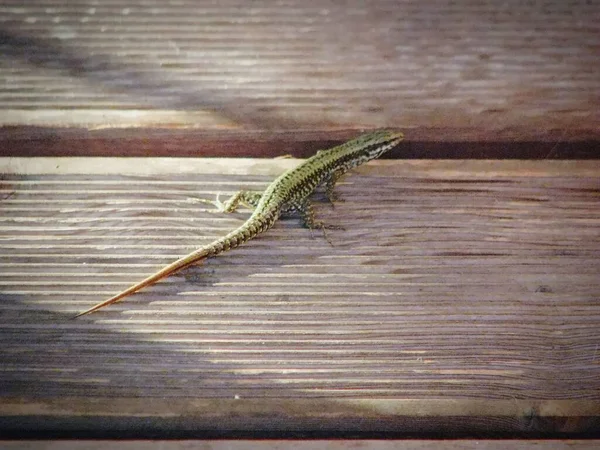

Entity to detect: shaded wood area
[0,158,599,438]
[2,441,600,450]
[1,127,598,159]
[0,0,599,155]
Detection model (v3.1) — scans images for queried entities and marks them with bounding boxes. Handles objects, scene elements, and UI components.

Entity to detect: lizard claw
[187,194,227,213]
[307,222,343,246]
[212,192,227,213]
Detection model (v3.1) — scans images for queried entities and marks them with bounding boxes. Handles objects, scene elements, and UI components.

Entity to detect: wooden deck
[1,0,599,440]
[0,0,598,149]
[1,158,598,438]
[2,441,600,450]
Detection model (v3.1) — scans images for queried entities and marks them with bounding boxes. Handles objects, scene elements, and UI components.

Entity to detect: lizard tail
[73,247,212,318]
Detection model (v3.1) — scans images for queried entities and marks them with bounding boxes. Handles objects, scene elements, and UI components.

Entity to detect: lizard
[74,130,404,317]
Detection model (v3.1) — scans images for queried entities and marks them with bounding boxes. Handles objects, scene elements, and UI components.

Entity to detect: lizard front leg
[287,198,343,230]
[324,167,346,205]
[289,198,343,245]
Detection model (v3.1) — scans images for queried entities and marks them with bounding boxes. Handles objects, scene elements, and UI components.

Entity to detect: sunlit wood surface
[1,158,598,437]
[0,0,598,145]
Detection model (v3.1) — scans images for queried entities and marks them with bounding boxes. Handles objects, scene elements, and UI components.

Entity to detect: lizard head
[352,129,404,161]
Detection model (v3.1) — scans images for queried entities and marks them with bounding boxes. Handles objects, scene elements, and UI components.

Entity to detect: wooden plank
[0,1,598,142]
[0,158,599,437]
[3,157,599,177]
[2,441,600,450]
[0,127,598,159]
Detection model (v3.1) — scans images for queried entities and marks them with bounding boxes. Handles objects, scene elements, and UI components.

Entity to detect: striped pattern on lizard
[74,130,404,317]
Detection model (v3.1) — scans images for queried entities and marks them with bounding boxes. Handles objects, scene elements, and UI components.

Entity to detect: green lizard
[74,130,404,317]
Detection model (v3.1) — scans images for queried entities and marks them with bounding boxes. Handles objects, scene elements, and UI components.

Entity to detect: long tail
[73,246,212,318]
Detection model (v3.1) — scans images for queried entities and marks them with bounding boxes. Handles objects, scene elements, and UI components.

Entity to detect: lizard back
[259,130,404,211]
[74,130,403,317]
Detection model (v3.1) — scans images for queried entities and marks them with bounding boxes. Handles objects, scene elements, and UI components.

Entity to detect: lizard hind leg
[216,191,263,213]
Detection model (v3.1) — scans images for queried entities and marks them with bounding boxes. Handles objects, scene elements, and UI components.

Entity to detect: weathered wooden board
[0,1,598,143]
[1,127,597,159]
[0,158,598,437]
[2,440,600,450]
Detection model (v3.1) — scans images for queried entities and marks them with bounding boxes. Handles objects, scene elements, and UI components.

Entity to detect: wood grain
[0,1,598,143]
[1,441,600,450]
[1,127,598,159]
[0,158,598,437]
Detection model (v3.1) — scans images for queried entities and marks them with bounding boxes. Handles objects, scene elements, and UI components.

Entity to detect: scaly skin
[74,130,404,317]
